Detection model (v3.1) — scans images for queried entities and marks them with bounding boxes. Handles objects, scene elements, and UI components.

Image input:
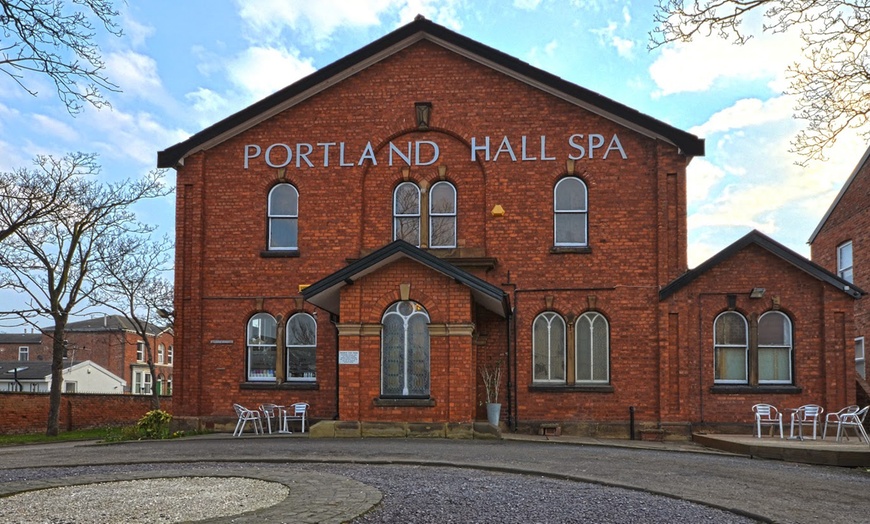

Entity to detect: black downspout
[330,312,340,420]
[505,309,512,430]
[512,292,519,432]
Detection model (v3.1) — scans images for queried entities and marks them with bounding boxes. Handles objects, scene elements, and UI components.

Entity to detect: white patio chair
[789,404,823,440]
[259,403,281,434]
[752,403,783,439]
[822,405,858,440]
[282,402,309,433]
[835,405,870,444]
[233,403,263,436]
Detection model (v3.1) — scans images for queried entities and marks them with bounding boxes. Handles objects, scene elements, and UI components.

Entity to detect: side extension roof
[660,229,864,300]
[157,16,704,168]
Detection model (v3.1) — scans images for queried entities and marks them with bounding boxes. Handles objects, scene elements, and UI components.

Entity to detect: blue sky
[0,0,864,320]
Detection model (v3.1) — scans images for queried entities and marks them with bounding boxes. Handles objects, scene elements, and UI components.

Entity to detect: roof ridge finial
[414,14,426,21]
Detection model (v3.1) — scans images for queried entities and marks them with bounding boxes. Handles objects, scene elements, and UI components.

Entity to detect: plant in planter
[480,359,503,426]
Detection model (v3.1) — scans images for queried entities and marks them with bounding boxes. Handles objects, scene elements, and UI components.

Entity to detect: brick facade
[160,18,860,436]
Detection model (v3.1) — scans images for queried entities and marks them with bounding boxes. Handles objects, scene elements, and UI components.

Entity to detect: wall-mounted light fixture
[415,102,432,129]
[749,287,766,299]
[491,204,505,217]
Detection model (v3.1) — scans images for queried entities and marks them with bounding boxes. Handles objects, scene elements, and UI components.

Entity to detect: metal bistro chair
[752,403,784,439]
[835,405,870,445]
[259,403,282,434]
[282,402,309,433]
[822,405,858,440]
[233,403,263,437]
[789,404,824,440]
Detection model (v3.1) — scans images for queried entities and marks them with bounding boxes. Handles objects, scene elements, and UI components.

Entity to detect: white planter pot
[486,402,501,427]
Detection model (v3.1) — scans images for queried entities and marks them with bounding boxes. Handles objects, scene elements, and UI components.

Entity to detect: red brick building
[158,17,862,436]
[810,146,870,404]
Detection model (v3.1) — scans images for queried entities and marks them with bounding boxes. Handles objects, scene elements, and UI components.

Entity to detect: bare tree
[0,155,170,435]
[0,153,90,244]
[650,0,870,164]
[90,233,174,410]
[0,0,122,113]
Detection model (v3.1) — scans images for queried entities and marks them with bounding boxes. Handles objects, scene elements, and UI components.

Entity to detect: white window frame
[136,341,145,362]
[757,311,793,384]
[157,343,165,364]
[381,301,430,398]
[857,337,866,380]
[575,312,610,384]
[247,313,277,382]
[837,241,853,283]
[553,177,588,247]
[393,182,421,246]
[268,183,299,250]
[428,181,456,249]
[18,346,29,361]
[532,312,566,383]
[286,312,317,382]
[713,311,749,384]
[168,345,174,365]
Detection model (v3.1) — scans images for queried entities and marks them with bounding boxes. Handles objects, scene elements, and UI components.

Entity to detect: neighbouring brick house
[0,315,173,396]
[157,17,862,436]
[810,146,870,406]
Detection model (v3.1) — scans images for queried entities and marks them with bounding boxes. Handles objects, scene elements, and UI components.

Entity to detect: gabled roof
[660,230,865,300]
[302,240,510,317]
[47,315,168,336]
[808,144,870,243]
[0,360,64,380]
[0,333,42,345]
[157,16,704,168]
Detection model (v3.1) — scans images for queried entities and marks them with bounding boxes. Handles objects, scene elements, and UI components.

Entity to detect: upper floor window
[837,241,853,283]
[394,182,420,246]
[268,184,298,250]
[381,301,430,397]
[757,311,792,384]
[554,177,588,247]
[247,313,277,381]
[429,181,456,248]
[157,343,165,364]
[714,311,748,384]
[576,312,609,383]
[136,341,145,362]
[286,312,317,381]
[18,346,28,361]
[168,345,174,365]
[857,337,866,380]
[533,312,566,383]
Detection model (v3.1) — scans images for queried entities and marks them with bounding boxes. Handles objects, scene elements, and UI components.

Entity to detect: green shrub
[135,409,173,440]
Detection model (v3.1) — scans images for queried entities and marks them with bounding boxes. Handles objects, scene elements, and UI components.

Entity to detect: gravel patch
[0,462,759,523]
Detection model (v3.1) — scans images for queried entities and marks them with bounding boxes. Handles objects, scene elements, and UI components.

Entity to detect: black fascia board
[659,229,866,300]
[157,17,704,168]
[302,239,510,315]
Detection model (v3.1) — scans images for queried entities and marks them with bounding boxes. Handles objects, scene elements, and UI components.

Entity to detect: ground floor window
[247,312,277,381]
[381,301,430,397]
[576,312,609,383]
[857,337,866,380]
[714,310,793,386]
[286,312,316,381]
[133,370,152,394]
[533,312,566,383]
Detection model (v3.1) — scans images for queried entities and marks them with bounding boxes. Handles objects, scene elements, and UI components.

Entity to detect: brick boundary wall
[0,393,173,435]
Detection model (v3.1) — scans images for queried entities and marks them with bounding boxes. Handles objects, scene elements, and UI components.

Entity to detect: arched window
[714,311,748,383]
[429,181,456,248]
[554,177,588,246]
[247,313,277,381]
[268,184,298,250]
[533,312,566,383]
[394,182,420,246]
[758,311,792,384]
[286,312,317,381]
[381,301,430,397]
[576,312,609,383]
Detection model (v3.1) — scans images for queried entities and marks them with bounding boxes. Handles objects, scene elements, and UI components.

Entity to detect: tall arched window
[758,311,792,384]
[554,177,588,246]
[286,312,317,381]
[247,313,277,381]
[429,181,456,248]
[576,312,609,383]
[381,301,430,397]
[393,182,420,246]
[268,184,298,250]
[533,312,566,383]
[714,311,748,383]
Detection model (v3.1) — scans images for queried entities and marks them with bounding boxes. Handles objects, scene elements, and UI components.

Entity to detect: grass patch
[0,427,116,446]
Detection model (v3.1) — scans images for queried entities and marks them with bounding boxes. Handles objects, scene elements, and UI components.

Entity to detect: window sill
[528,384,614,393]
[373,398,436,407]
[709,385,802,394]
[240,381,319,391]
[260,249,300,258]
[550,246,591,254]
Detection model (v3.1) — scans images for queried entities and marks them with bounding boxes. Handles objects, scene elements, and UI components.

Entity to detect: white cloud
[105,51,165,103]
[590,21,635,59]
[226,46,317,102]
[514,0,542,10]
[30,114,79,143]
[185,88,235,128]
[686,158,725,204]
[0,139,29,172]
[690,97,795,137]
[119,11,155,49]
[82,108,190,166]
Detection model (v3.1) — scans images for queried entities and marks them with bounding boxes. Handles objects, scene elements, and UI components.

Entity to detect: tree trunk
[147,358,160,411]
[46,318,68,436]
